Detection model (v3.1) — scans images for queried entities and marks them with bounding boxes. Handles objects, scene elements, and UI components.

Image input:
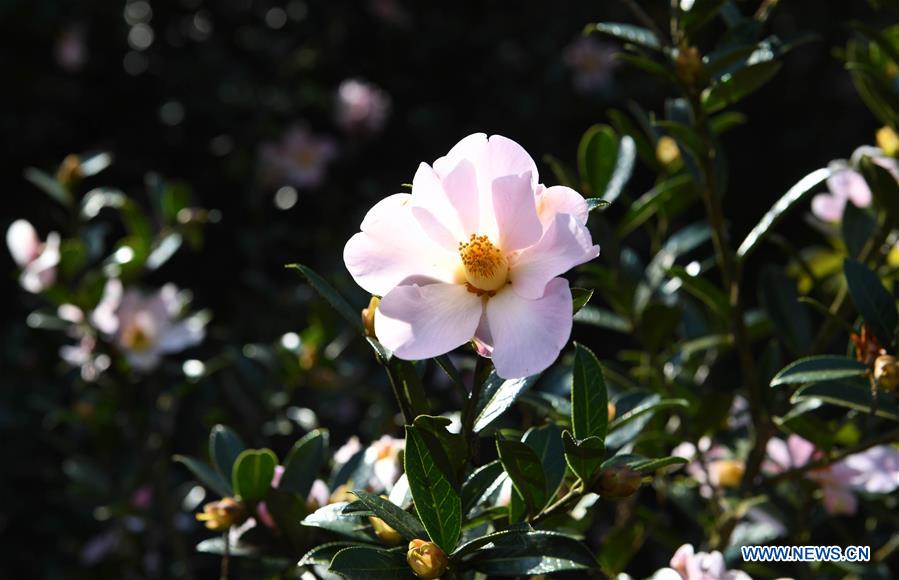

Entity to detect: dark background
[0,0,887,577]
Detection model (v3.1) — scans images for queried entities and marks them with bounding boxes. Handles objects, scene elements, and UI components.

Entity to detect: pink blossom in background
[762,434,817,473]
[564,36,619,94]
[256,465,330,529]
[672,438,732,498]
[336,79,391,135]
[841,445,899,493]
[259,125,338,189]
[90,280,206,371]
[811,146,899,223]
[6,219,60,293]
[808,462,860,515]
[334,436,362,465]
[57,304,111,381]
[364,435,405,492]
[654,543,751,580]
[344,133,599,379]
[56,24,88,72]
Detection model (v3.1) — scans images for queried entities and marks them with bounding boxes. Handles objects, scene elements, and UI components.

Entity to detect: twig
[220,531,230,580]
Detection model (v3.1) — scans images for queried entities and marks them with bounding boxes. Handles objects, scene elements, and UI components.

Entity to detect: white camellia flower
[6,219,61,293]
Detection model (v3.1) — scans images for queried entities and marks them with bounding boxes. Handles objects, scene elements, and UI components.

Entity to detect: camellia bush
[6,1,899,579]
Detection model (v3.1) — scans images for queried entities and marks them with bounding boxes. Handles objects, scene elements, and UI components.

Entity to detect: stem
[461,356,491,461]
[529,483,585,526]
[220,531,230,580]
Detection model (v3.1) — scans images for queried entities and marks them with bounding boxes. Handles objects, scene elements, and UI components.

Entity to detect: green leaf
[586,198,612,212]
[841,203,876,259]
[562,431,605,482]
[604,135,637,203]
[413,415,467,480]
[703,60,783,113]
[586,22,661,51]
[209,425,246,482]
[403,425,461,551]
[329,546,415,579]
[195,537,257,557]
[617,175,696,236]
[759,265,813,354]
[23,167,72,207]
[574,306,633,333]
[792,380,899,422]
[522,423,566,499]
[737,168,831,260]
[681,0,726,38]
[571,288,594,314]
[350,490,427,541]
[496,439,548,516]
[668,266,730,320]
[266,489,312,551]
[280,429,328,498]
[474,371,540,432]
[285,263,363,332]
[231,449,277,503]
[578,125,618,197]
[299,542,370,568]
[301,502,373,541]
[173,455,232,498]
[770,356,868,387]
[461,460,505,516]
[844,258,898,346]
[467,530,597,575]
[571,344,609,441]
[387,358,430,421]
[607,397,688,433]
[631,456,689,472]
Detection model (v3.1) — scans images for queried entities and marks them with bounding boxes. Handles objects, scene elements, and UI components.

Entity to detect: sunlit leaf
[173,455,232,498]
[232,448,277,503]
[792,380,899,422]
[329,546,415,579]
[280,429,328,498]
[209,424,246,482]
[571,344,608,441]
[586,22,662,51]
[474,371,540,433]
[496,439,548,516]
[349,490,427,541]
[466,530,598,575]
[770,356,868,387]
[404,425,461,551]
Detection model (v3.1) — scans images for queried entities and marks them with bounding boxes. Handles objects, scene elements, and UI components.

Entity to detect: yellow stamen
[458,234,509,293]
[121,321,154,352]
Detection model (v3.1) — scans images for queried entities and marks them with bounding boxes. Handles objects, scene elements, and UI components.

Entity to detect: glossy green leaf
[759,265,813,354]
[572,288,594,314]
[571,344,609,441]
[668,265,730,320]
[173,455,232,498]
[301,502,374,541]
[632,456,689,472]
[586,22,661,51]
[232,448,277,503]
[770,356,868,387]
[604,135,637,203]
[350,490,427,541]
[578,124,618,197]
[562,431,605,482]
[387,358,430,421]
[496,439,548,516]
[413,415,466,480]
[523,423,566,498]
[285,263,363,332]
[209,424,245,482]
[266,489,312,551]
[841,203,876,259]
[703,60,783,113]
[467,530,597,575]
[299,542,369,568]
[607,396,688,433]
[329,546,415,579]
[280,429,328,498]
[195,537,257,557]
[792,380,899,422]
[574,306,633,333]
[617,175,695,236]
[23,167,72,207]
[460,460,505,516]
[474,371,540,432]
[737,168,831,260]
[586,198,612,212]
[404,425,461,551]
[844,258,898,346]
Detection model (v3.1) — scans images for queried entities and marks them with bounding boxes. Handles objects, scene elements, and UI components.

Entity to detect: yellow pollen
[121,321,154,352]
[458,234,509,292]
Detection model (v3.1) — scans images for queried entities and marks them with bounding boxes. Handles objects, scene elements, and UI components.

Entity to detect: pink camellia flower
[336,79,391,135]
[811,146,899,223]
[90,279,206,371]
[672,438,736,498]
[364,435,405,493]
[6,219,60,293]
[762,434,817,473]
[344,133,599,378]
[564,36,619,94]
[259,125,338,189]
[808,462,860,515]
[841,445,899,493]
[654,543,751,580]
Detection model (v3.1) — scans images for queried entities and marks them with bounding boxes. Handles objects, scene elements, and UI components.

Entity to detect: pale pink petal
[157,315,205,353]
[686,550,726,579]
[763,437,790,474]
[344,193,458,295]
[842,445,899,494]
[669,544,694,576]
[510,213,600,300]
[537,185,589,228]
[20,232,60,293]
[375,282,483,360]
[486,277,572,379]
[432,133,488,178]
[440,159,480,235]
[125,349,162,371]
[486,134,539,189]
[492,172,542,251]
[811,193,846,223]
[827,169,871,208]
[6,219,40,266]
[410,162,466,249]
[821,483,857,515]
[307,479,330,508]
[91,279,124,335]
[786,435,816,468]
[272,465,286,488]
[472,311,494,358]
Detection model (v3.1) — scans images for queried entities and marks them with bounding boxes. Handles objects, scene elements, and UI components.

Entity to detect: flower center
[458,234,508,293]
[121,320,154,352]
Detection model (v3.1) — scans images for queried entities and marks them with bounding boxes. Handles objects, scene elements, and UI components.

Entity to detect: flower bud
[370,516,403,545]
[675,45,702,85]
[710,459,744,488]
[362,295,380,338]
[596,466,642,499]
[195,497,246,531]
[407,539,449,579]
[607,401,616,422]
[329,483,356,504]
[656,136,682,170]
[877,127,899,158]
[874,355,899,392]
[57,154,82,187]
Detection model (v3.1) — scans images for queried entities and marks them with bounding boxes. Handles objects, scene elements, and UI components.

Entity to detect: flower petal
[492,172,542,251]
[157,315,206,353]
[811,193,846,223]
[537,185,589,227]
[344,193,458,295]
[6,219,40,266]
[486,277,572,379]
[375,283,483,360]
[827,169,871,209]
[91,279,124,335]
[410,160,480,248]
[510,213,599,299]
[486,134,539,188]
